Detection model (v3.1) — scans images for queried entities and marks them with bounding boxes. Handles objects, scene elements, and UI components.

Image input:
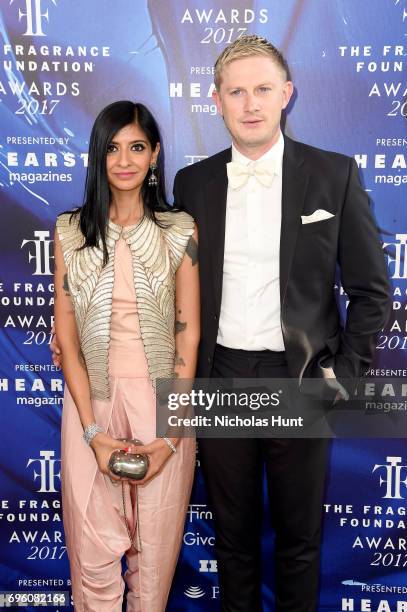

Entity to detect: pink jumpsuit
[61,236,196,611]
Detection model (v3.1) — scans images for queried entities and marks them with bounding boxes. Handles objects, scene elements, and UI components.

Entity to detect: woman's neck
[109,190,144,226]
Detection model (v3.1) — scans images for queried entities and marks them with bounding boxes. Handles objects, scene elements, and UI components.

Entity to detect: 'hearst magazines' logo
[21,230,53,275]
[27,450,61,492]
[373,456,407,499]
[11,0,57,37]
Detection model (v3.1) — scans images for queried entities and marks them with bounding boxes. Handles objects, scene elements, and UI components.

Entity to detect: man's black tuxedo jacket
[173,136,391,397]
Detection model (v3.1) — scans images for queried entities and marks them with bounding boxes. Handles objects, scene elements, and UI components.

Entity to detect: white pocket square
[301,209,334,224]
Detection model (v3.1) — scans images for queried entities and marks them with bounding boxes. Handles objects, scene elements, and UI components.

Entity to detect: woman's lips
[115,172,136,179]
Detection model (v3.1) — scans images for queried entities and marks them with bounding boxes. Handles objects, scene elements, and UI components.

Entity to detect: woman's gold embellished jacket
[56,210,195,400]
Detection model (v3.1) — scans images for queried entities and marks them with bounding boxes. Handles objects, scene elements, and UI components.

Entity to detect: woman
[54,101,199,611]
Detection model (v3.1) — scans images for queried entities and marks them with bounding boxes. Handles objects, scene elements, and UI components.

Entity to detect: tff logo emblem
[27,450,61,493]
[11,0,57,37]
[373,456,407,500]
[21,230,54,276]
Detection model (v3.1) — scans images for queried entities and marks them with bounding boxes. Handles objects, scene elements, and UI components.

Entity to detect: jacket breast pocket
[295,214,339,273]
[299,215,336,235]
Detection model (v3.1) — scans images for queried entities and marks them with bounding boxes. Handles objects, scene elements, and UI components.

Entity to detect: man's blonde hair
[214,34,290,90]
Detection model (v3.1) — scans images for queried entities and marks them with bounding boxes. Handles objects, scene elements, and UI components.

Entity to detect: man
[52,35,390,611]
[172,35,391,611]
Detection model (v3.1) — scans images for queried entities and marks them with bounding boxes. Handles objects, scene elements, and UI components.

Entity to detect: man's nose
[244,92,260,113]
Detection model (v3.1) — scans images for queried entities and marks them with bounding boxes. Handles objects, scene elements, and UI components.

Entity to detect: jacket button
[207,357,212,364]
[213,314,218,321]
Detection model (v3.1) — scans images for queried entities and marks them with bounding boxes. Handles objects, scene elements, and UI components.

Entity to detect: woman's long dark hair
[72,101,171,264]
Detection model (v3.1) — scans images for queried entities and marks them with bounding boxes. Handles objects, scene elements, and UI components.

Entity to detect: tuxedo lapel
[204,148,230,314]
[280,137,309,304]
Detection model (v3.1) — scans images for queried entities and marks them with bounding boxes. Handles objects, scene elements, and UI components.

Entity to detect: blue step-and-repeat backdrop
[0,1,406,610]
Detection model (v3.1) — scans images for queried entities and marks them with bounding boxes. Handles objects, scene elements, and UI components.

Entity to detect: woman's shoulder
[55,208,81,231]
[155,208,195,232]
[55,208,83,253]
[154,210,195,268]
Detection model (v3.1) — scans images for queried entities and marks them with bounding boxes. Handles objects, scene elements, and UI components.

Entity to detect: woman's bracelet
[83,423,103,445]
[163,436,177,454]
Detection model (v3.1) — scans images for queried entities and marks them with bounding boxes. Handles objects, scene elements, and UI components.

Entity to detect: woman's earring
[148,162,158,187]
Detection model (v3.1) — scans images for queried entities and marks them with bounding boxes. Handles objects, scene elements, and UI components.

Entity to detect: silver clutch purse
[108,438,149,480]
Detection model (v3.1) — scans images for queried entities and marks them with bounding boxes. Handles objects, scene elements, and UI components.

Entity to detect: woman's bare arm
[133,223,200,484]
[173,224,200,381]
[54,227,94,428]
[54,226,128,476]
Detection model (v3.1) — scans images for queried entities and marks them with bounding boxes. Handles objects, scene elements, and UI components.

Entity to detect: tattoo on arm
[63,273,70,296]
[175,320,187,334]
[174,308,187,376]
[186,235,198,266]
[174,351,186,367]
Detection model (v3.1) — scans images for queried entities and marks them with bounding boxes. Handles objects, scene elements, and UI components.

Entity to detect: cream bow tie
[227,160,276,190]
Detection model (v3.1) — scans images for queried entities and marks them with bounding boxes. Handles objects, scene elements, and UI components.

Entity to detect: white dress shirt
[217,131,285,351]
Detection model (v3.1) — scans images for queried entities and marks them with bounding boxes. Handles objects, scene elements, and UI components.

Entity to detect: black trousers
[198,344,330,612]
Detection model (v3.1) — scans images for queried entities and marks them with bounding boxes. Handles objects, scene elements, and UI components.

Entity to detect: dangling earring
[148,162,158,187]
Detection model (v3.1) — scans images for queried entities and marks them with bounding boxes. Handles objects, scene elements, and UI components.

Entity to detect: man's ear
[282,81,294,110]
